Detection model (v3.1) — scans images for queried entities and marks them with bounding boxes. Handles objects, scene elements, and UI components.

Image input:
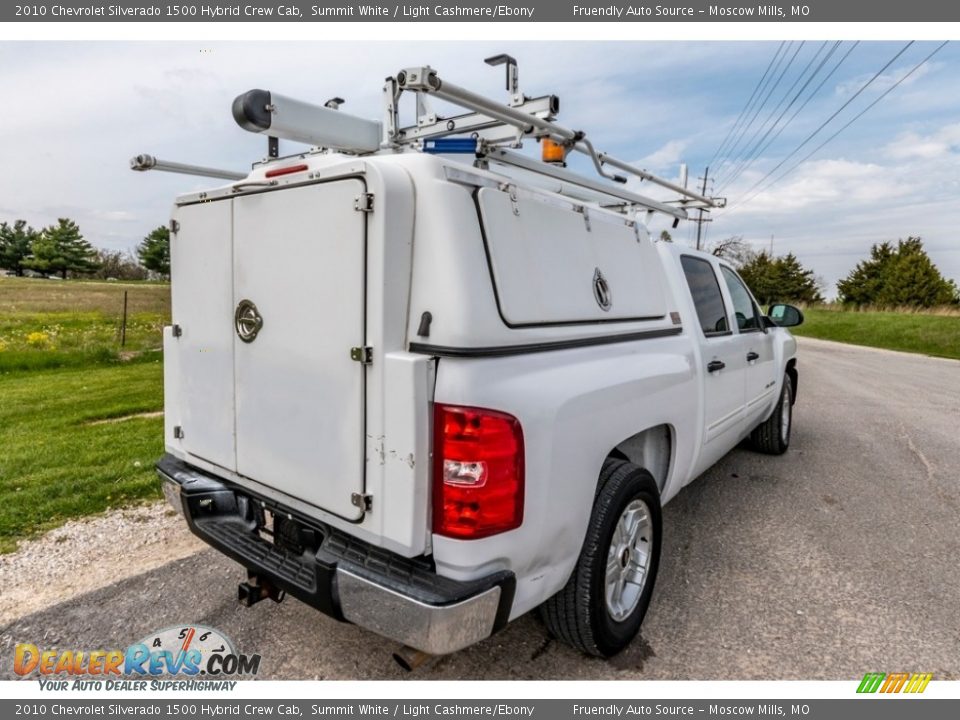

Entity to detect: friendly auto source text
[572,5,807,17]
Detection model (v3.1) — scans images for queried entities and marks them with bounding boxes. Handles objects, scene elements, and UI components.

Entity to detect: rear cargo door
[169,200,237,472]
[232,180,367,521]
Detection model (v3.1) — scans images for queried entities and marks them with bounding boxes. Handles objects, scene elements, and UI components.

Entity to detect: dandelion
[26,331,51,347]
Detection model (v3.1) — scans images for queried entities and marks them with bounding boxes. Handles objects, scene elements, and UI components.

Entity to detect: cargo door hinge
[171,324,182,338]
[351,493,373,511]
[350,346,373,364]
[507,185,520,216]
[173,425,185,439]
[169,219,180,234]
[354,193,374,212]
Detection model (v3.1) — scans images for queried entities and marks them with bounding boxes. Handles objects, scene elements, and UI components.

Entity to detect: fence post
[120,290,128,347]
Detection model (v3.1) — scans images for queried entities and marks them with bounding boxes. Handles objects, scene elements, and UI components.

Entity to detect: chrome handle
[231,180,278,192]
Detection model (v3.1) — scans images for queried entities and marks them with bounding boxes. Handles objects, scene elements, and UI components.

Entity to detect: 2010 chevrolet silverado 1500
[143,58,803,662]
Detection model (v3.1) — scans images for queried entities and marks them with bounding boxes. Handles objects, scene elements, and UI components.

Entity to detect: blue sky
[1,41,957,296]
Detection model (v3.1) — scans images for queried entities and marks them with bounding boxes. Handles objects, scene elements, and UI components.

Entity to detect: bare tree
[707,235,756,268]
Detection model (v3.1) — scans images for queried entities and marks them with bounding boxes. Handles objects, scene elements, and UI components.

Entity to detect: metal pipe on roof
[130,154,246,181]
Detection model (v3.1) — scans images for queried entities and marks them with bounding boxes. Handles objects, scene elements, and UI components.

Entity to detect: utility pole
[694,166,713,250]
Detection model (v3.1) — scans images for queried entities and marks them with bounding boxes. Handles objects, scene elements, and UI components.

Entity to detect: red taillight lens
[433,404,524,539]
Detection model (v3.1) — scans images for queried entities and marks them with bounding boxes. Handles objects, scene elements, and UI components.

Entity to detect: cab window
[681,255,729,336]
[720,266,762,332]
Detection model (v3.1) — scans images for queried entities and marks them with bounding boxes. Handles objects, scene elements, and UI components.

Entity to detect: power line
[725,41,948,214]
[711,42,790,169]
[716,41,805,178]
[717,41,854,194]
[725,41,915,208]
[715,41,836,192]
[706,41,786,169]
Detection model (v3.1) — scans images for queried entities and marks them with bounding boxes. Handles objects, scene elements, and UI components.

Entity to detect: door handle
[746,351,759,362]
[707,360,726,373]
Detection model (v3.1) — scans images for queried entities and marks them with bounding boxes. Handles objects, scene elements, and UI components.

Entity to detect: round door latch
[235,299,263,343]
[593,267,613,312]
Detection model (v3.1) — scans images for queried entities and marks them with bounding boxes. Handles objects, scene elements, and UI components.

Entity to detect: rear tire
[540,458,662,657]
[750,374,793,455]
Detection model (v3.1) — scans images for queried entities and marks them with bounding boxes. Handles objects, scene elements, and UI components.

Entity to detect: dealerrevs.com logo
[15,625,260,690]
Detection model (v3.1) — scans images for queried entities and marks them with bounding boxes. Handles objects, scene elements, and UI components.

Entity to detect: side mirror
[768,303,804,327]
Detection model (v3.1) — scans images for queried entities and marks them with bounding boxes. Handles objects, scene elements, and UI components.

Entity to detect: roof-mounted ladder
[384,57,725,216]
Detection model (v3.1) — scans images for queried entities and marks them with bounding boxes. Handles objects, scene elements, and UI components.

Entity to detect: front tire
[540,458,662,657]
[750,374,793,454]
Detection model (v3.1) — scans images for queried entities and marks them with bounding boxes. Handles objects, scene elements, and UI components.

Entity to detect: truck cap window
[681,255,729,336]
[720,266,762,332]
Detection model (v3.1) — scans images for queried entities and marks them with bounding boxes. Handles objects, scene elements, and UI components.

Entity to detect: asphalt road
[3,337,958,680]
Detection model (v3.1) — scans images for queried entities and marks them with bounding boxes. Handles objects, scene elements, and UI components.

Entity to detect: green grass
[0,276,171,552]
[0,359,166,553]
[793,307,960,360]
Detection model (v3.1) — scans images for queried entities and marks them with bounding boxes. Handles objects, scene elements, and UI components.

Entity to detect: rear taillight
[432,404,524,539]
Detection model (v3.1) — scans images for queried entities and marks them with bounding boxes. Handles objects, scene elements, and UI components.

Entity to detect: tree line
[0,218,169,280]
[660,232,958,308]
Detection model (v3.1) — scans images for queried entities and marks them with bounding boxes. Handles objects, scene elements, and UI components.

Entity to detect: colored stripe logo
[857,672,932,694]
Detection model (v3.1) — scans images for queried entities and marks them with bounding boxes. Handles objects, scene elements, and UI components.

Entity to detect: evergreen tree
[23,218,98,279]
[738,251,823,305]
[136,226,170,277]
[836,241,894,306]
[0,220,37,276]
[737,251,778,304]
[22,230,63,278]
[838,237,957,307]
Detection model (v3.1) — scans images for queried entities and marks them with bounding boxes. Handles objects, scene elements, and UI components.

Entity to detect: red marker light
[264,163,309,178]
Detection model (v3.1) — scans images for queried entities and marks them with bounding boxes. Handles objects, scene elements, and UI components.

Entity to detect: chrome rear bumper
[157,454,514,655]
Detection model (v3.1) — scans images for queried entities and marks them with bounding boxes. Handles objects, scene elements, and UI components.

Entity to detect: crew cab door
[719,265,778,429]
[680,255,747,449]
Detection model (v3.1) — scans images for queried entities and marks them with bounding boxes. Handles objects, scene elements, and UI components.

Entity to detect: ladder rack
[384,57,725,217]
[131,55,726,221]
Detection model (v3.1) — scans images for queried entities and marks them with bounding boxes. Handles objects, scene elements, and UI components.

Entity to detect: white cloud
[833,60,939,98]
[636,139,691,172]
[884,122,960,160]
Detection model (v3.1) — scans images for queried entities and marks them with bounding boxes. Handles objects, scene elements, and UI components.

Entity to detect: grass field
[0,276,169,373]
[0,277,169,552]
[0,360,165,553]
[792,306,960,360]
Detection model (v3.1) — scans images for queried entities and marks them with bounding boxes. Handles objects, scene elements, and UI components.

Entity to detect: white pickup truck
[149,59,802,664]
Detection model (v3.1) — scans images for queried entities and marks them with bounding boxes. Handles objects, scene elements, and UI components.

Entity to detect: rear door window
[681,255,729,336]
